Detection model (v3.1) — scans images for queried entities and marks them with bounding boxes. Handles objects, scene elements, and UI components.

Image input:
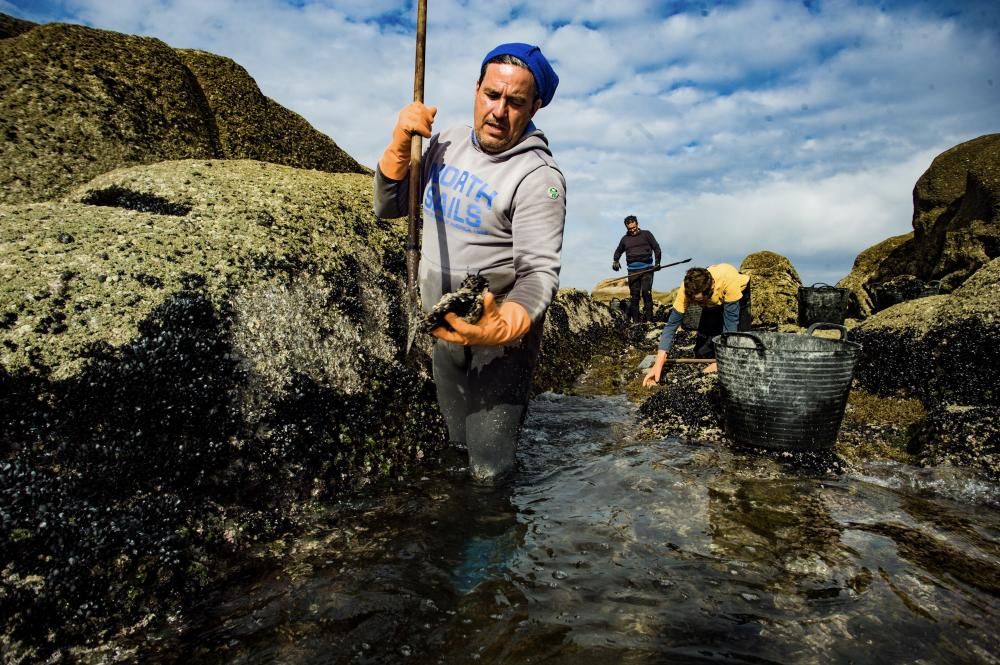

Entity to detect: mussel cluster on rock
[422,274,489,333]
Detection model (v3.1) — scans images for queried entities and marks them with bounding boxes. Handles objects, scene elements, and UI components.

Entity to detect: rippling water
[164,393,1000,664]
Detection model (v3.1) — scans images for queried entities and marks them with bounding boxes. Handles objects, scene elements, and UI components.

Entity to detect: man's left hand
[702,362,718,374]
[432,291,531,346]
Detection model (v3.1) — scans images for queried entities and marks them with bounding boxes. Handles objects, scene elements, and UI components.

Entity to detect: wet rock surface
[638,367,725,442]
[0,160,449,656]
[852,257,1000,408]
[909,405,999,480]
[532,289,632,395]
[0,155,630,658]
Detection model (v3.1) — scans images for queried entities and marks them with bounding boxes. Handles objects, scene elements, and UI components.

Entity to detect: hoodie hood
[470,122,552,163]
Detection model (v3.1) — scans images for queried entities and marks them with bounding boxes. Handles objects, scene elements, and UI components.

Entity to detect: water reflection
[160,394,999,664]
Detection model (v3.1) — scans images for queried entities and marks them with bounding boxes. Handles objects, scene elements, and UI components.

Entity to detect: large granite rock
[534,288,629,394]
[591,276,674,304]
[0,156,629,653]
[837,232,915,317]
[1,160,404,380]
[739,251,800,326]
[850,256,1000,480]
[838,134,1000,316]
[591,276,633,302]
[0,160,444,652]
[0,15,366,205]
[912,134,1000,287]
[0,11,34,38]
[176,49,364,175]
[851,256,1000,408]
[0,159,447,492]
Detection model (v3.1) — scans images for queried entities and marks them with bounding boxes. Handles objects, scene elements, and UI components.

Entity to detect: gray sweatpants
[432,323,543,483]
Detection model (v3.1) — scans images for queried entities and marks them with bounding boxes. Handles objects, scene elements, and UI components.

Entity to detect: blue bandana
[481,42,559,107]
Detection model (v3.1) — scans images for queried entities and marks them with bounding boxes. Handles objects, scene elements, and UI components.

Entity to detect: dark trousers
[694,286,752,358]
[627,271,654,322]
[432,323,543,483]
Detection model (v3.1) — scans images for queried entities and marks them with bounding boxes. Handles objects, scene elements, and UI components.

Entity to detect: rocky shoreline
[1,11,998,661]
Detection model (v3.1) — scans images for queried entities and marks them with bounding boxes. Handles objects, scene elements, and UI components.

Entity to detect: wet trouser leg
[627,272,642,322]
[738,285,752,331]
[694,286,752,358]
[640,272,654,322]
[432,323,543,483]
[694,307,723,358]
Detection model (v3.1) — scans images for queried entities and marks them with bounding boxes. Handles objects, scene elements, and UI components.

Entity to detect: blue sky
[5,0,999,291]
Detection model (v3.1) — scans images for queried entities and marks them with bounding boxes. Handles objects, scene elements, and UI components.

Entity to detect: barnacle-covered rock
[740,251,801,326]
[838,133,1000,317]
[0,15,367,205]
[852,257,1000,407]
[0,159,447,653]
[422,273,488,332]
[908,405,999,481]
[533,288,631,395]
[637,368,725,442]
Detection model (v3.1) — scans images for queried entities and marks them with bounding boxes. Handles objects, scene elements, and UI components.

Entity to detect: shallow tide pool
[164,393,1000,664]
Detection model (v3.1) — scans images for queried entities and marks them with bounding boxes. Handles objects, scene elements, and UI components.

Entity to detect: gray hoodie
[374,123,566,323]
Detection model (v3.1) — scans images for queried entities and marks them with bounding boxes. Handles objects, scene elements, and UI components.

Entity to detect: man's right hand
[642,350,668,387]
[612,260,620,272]
[379,102,438,180]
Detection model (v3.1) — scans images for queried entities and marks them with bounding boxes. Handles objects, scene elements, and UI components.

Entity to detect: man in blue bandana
[374,43,566,484]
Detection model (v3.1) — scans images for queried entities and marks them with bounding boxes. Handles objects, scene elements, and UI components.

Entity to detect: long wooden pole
[663,358,716,364]
[405,0,427,352]
[604,257,692,284]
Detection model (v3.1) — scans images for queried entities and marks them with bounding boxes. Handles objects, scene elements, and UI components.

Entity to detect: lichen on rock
[838,133,1000,318]
[0,17,366,206]
[740,250,801,326]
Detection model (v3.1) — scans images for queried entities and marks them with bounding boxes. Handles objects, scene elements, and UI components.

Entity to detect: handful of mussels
[423,274,489,332]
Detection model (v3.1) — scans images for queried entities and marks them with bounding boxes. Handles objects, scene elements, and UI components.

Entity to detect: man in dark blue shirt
[612,215,662,322]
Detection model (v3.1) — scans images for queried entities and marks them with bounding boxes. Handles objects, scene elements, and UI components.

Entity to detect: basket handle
[806,322,848,340]
[719,331,766,352]
[807,282,837,289]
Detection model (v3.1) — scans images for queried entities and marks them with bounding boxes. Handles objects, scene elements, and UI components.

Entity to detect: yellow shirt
[672,263,750,313]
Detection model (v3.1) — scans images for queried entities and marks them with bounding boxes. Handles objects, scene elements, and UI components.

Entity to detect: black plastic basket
[681,304,702,331]
[798,283,850,326]
[714,323,861,451]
